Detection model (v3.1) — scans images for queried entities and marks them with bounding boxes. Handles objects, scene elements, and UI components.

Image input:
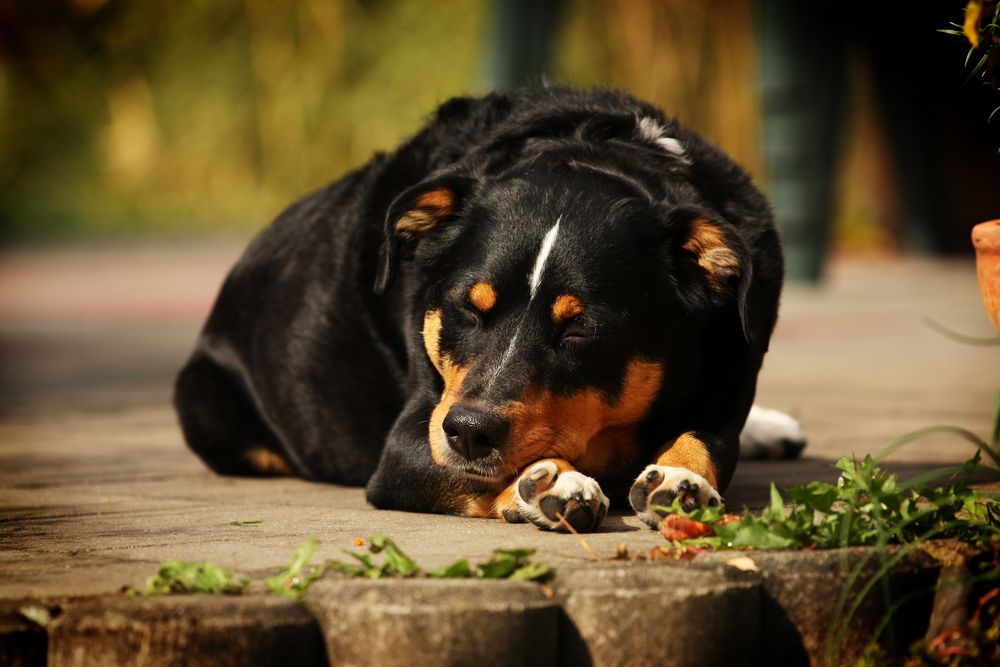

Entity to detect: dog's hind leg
[739,405,807,460]
[174,353,294,477]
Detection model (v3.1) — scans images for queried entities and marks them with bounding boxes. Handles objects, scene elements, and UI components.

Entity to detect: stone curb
[47,595,326,667]
[0,549,944,667]
[307,579,558,667]
[553,562,761,667]
[1,602,49,667]
[694,548,941,666]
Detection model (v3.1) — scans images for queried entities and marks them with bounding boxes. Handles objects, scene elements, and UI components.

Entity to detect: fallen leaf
[725,556,759,572]
[18,606,52,628]
[661,515,715,541]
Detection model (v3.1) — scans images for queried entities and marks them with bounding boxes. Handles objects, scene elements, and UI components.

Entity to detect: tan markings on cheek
[552,294,585,323]
[423,309,443,373]
[468,281,497,313]
[682,218,740,293]
[607,359,664,424]
[503,360,662,471]
[655,432,718,489]
[427,357,469,466]
[244,448,293,476]
[504,390,605,468]
[423,309,468,466]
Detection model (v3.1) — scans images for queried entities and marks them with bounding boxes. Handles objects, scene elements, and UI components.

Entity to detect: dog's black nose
[442,405,509,461]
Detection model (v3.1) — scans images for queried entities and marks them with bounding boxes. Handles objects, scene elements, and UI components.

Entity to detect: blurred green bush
[0,0,759,238]
[0,0,487,237]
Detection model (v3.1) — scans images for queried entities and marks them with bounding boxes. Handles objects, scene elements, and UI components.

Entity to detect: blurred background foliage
[0,0,488,237]
[0,0,997,259]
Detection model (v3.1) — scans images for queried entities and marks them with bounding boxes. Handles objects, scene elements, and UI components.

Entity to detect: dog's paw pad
[515,461,609,532]
[628,465,722,529]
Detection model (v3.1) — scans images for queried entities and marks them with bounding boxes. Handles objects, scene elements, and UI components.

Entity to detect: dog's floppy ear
[678,215,754,342]
[374,173,473,295]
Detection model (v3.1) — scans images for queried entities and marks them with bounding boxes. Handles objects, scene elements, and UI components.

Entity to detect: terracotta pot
[972,219,1000,333]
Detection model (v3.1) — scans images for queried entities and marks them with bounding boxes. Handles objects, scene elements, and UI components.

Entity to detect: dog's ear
[678,216,754,342]
[374,174,473,295]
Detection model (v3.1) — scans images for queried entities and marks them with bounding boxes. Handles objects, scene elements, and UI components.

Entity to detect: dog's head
[374,115,753,482]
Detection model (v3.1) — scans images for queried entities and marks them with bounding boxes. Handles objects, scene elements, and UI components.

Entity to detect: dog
[174,87,804,533]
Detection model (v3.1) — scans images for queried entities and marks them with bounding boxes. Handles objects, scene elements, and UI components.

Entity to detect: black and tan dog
[175,87,802,532]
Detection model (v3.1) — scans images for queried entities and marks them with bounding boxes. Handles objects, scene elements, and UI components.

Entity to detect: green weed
[132,534,550,600]
[140,560,249,596]
[656,454,1000,553]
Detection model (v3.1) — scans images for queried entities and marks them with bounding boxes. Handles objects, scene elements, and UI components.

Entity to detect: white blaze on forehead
[529,217,561,298]
[484,331,519,391]
[636,116,690,164]
[485,216,561,391]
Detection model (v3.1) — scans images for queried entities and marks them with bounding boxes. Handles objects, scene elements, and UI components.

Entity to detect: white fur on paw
[740,405,807,460]
[515,461,609,532]
[628,464,722,529]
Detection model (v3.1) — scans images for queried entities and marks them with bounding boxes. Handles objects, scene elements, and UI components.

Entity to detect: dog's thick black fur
[175,87,783,532]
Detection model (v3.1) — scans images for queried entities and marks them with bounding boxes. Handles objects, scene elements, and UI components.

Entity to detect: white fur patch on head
[636,116,690,164]
[636,116,666,142]
[529,217,561,297]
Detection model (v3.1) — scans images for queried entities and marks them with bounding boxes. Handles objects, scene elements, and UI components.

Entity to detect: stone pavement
[0,242,997,665]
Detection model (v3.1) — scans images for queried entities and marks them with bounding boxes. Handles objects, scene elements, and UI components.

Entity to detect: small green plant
[270,534,551,599]
[656,393,1000,666]
[314,535,550,587]
[140,560,249,596]
[267,537,328,598]
[132,534,551,600]
[657,454,1000,553]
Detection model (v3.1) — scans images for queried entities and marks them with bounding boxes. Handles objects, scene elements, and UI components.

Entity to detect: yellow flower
[965,0,984,49]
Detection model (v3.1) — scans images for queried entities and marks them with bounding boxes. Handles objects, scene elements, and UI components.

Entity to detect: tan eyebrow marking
[468,281,497,313]
[552,294,585,323]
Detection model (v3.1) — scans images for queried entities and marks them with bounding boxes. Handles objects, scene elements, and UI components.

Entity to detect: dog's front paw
[628,465,722,529]
[514,460,609,532]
